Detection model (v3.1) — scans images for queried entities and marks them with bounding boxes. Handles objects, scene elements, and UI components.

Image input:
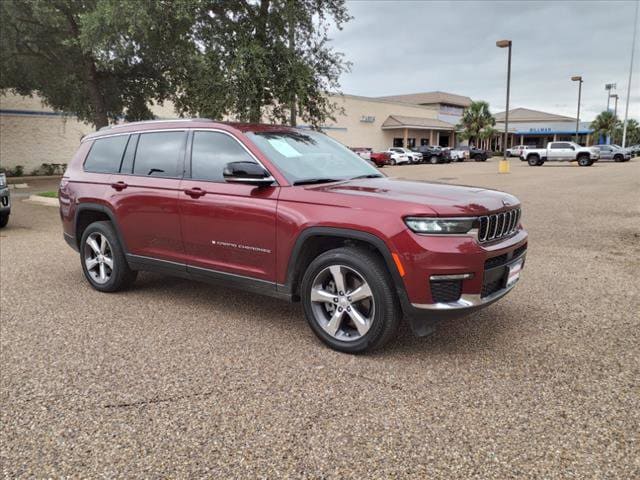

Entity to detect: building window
[420,138,429,146]
[393,138,403,147]
[407,138,416,148]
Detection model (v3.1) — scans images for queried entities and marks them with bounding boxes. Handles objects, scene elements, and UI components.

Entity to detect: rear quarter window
[84,135,130,173]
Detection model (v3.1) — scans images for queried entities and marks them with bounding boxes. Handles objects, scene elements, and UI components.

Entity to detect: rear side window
[133,131,185,177]
[191,131,256,182]
[84,135,129,173]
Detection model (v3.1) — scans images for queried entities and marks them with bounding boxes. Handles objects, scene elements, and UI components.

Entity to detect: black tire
[0,214,8,228]
[80,221,137,292]
[527,155,540,166]
[389,158,396,166]
[429,156,438,164]
[577,154,592,167]
[300,246,401,353]
[614,154,623,162]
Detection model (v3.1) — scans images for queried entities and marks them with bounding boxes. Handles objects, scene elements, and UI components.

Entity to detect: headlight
[404,217,477,234]
[0,173,6,187]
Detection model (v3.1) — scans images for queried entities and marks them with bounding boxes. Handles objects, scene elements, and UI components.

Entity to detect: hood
[309,177,519,216]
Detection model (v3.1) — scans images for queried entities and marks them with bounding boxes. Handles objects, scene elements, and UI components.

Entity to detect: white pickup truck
[522,141,600,167]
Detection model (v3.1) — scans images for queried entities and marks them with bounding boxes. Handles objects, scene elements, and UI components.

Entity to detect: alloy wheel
[309,265,375,342]
[84,232,114,284]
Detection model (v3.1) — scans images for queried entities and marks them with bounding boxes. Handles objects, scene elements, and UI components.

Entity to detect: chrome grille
[478,208,521,243]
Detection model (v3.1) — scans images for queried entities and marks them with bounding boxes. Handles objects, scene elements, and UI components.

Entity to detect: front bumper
[393,227,528,336]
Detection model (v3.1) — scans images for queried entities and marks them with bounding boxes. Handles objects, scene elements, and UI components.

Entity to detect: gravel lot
[1,160,639,478]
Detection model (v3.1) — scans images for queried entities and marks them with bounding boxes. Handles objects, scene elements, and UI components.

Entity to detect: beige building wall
[322,94,441,151]
[0,93,179,173]
[0,92,449,172]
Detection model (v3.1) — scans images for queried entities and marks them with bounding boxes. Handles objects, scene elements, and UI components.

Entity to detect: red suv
[60,119,527,353]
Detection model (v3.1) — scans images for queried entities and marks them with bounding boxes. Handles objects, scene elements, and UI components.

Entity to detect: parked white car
[506,145,527,157]
[448,148,466,161]
[388,147,422,164]
[385,149,411,165]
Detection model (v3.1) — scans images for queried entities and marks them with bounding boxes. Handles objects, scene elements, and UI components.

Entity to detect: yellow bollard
[498,158,510,173]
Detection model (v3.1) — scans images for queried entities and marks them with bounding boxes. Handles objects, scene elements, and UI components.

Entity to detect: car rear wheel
[429,156,438,164]
[389,158,396,166]
[80,221,137,292]
[0,213,8,228]
[614,154,623,162]
[301,247,401,353]
[527,155,540,166]
[577,155,592,167]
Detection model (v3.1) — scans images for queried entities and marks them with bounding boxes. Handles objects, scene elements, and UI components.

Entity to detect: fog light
[429,273,474,281]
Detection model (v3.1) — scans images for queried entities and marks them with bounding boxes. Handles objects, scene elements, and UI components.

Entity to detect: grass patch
[37,191,58,198]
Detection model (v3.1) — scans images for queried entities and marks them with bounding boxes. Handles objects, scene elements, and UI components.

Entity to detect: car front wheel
[80,221,137,292]
[577,155,592,166]
[301,247,401,353]
[0,214,8,228]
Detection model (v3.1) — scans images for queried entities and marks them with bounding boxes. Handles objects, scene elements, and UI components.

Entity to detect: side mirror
[223,161,275,187]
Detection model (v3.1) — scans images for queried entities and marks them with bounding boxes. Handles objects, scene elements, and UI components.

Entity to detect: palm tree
[590,111,621,143]
[457,101,496,147]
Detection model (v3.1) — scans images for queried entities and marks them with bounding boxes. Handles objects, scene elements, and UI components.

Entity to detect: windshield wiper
[350,174,383,180]
[293,178,341,186]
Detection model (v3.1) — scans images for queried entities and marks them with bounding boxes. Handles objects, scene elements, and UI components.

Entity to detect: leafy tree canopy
[0,0,351,129]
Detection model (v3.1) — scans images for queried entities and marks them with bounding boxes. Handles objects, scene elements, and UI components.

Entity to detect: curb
[25,195,59,207]
[7,175,62,184]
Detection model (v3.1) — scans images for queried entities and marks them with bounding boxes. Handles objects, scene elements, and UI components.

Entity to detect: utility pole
[622,0,639,148]
[605,83,616,111]
[288,0,297,127]
[572,76,583,143]
[611,94,619,117]
[496,39,512,174]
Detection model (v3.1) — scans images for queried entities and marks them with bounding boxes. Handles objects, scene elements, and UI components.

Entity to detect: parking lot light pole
[571,76,583,143]
[496,39,512,173]
[611,94,619,118]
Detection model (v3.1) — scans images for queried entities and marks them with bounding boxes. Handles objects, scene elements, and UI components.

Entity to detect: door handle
[111,181,128,191]
[184,187,206,198]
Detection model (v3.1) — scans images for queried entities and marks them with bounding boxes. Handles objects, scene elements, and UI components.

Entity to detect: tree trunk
[288,0,296,127]
[60,7,108,129]
[86,61,108,129]
[249,0,271,124]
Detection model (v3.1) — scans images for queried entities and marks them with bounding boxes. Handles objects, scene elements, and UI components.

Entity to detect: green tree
[590,110,621,143]
[173,0,351,127]
[1,0,194,128]
[456,101,496,146]
[613,118,640,145]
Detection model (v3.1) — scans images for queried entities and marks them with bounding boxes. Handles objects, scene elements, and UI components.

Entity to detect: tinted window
[550,143,569,149]
[120,134,138,173]
[133,131,185,177]
[84,135,129,173]
[191,131,256,182]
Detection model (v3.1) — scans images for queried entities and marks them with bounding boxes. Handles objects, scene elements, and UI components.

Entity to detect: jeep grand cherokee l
[60,119,527,353]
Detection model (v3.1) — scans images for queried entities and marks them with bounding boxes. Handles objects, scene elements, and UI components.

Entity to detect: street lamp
[610,94,619,117]
[571,76,583,144]
[496,39,512,174]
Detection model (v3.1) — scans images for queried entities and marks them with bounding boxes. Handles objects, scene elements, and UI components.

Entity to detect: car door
[108,130,187,264]
[599,146,612,160]
[179,129,279,283]
[548,142,567,160]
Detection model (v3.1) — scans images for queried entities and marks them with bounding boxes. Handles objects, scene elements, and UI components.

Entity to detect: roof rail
[98,118,214,131]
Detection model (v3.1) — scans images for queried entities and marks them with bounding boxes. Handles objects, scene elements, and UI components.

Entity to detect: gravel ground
[1,160,639,478]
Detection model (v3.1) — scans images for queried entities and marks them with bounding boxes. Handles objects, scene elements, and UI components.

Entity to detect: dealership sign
[360,115,375,123]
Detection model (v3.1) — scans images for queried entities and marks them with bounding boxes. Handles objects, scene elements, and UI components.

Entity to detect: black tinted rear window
[84,135,129,173]
[133,131,185,177]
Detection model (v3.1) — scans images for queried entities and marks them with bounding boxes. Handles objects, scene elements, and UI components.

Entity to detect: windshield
[247,130,382,184]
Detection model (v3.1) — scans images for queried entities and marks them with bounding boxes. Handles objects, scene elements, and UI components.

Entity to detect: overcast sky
[329,0,639,121]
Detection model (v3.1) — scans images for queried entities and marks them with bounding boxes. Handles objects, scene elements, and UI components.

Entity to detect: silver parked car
[593,144,631,162]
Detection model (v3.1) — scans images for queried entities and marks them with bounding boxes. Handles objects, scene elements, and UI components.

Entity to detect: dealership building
[0,91,595,173]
